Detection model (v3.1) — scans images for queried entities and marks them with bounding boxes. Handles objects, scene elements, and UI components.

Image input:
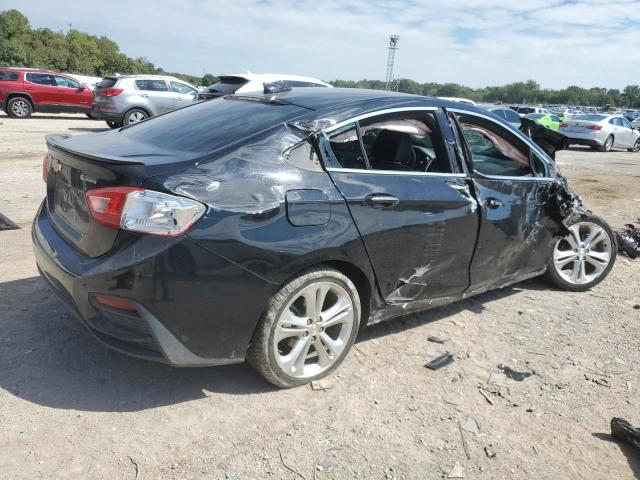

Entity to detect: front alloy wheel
[248,267,361,388]
[629,139,640,153]
[546,216,616,291]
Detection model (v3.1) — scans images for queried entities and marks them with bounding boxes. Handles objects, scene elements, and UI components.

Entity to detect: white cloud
[5,0,639,88]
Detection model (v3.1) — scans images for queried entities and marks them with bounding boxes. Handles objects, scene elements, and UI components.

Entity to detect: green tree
[202,73,217,86]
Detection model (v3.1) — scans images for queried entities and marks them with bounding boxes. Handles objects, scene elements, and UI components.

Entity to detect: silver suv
[91,75,198,128]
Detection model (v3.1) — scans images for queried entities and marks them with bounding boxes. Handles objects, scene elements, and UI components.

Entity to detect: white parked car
[436,96,476,105]
[559,114,640,152]
[515,106,550,116]
[198,73,331,100]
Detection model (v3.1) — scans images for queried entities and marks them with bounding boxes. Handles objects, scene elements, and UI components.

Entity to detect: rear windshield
[0,71,19,81]
[207,77,249,94]
[118,98,309,154]
[96,78,117,88]
[572,114,606,122]
[517,107,535,114]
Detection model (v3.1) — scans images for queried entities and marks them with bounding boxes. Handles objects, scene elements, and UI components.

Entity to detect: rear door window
[360,112,451,173]
[26,73,54,86]
[0,71,19,81]
[135,79,168,91]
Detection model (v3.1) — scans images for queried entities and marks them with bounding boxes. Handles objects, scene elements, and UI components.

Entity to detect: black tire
[628,138,640,153]
[6,97,33,118]
[544,214,617,292]
[123,108,149,126]
[106,121,122,129]
[599,135,613,152]
[589,145,600,151]
[247,266,361,388]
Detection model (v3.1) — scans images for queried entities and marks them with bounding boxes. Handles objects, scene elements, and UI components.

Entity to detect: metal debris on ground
[615,223,640,259]
[611,417,640,450]
[478,388,495,405]
[484,445,497,458]
[497,364,532,382]
[425,352,454,370]
[0,212,19,231]
[584,373,611,387]
[310,379,334,391]
[427,335,448,344]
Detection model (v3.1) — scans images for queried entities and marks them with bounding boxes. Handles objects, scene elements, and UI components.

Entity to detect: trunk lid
[45,134,194,258]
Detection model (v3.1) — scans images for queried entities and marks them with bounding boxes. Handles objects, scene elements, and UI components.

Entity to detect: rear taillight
[101,88,124,97]
[559,123,568,128]
[85,187,205,236]
[42,153,51,183]
[587,125,603,131]
[94,295,136,311]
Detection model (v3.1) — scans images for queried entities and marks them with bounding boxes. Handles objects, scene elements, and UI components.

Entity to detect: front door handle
[365,194,399,208]
[174,97,182,100]
[486,198,503,209]
[140,93,149,98]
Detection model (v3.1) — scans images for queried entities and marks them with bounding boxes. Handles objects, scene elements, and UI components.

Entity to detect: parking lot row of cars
[0,67,331,127]
[2,66,639,153]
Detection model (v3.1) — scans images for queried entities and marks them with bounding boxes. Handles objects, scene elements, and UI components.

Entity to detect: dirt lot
[1,114,639,480]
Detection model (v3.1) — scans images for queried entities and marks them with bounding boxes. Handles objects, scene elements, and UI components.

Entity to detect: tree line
[2,9,639,108]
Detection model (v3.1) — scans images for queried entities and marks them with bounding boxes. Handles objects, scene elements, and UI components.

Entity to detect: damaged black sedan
[33,88,617,387]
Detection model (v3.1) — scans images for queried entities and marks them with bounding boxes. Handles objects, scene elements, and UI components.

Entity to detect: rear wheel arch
[248,259,374,353]
[123,106,152,124]
[6,92,34,109]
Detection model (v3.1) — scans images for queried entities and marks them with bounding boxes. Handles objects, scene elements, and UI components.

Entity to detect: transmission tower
[385,35,400,91]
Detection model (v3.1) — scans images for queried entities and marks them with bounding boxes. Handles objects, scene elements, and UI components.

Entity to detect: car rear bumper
[559,130,606,146]
[32,201,277,366]
[90,105,124,122]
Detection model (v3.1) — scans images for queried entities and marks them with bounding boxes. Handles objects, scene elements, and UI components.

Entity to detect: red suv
[0,68,93,118]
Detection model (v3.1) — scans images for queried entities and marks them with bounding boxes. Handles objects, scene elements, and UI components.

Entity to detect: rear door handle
[365,194,399,208]
[174,97,181,100]
[140,93,149,98]
[486,198,503,209]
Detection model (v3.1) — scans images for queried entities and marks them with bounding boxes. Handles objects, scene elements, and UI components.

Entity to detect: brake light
[94,295,136,311]
[85,187,205,235]
[42,153,51,183]
[559,123,568,128]
[101,88,123,97]
[587,125,603,131]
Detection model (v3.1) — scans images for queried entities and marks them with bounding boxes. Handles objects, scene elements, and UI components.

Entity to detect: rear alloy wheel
[7,97,33,118]
[106,121,122,129]
[628,139,640,153]
[123,109,148,125]
[248,267,361,388]
[600,135,613,152]
[545,216,616,292]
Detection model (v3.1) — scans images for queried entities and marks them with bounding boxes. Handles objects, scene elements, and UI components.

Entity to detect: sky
[4,0,640,89]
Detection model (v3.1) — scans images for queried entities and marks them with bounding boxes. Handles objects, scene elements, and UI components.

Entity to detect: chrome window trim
[323,107,438,134]
[448,107,556,180]
[327,167,466,178]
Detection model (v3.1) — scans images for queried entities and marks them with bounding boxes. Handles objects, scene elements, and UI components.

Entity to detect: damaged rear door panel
[320,109,479,312]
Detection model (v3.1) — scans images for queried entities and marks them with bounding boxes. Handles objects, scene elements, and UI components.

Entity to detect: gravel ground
[0,114,639,480]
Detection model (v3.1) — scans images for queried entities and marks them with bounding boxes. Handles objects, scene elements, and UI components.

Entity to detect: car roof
[222,73,331,86]
[252,87,491,118]
[0,67,54,73]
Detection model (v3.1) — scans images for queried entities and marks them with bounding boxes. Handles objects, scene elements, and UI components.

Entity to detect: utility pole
[385,35,400,91]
